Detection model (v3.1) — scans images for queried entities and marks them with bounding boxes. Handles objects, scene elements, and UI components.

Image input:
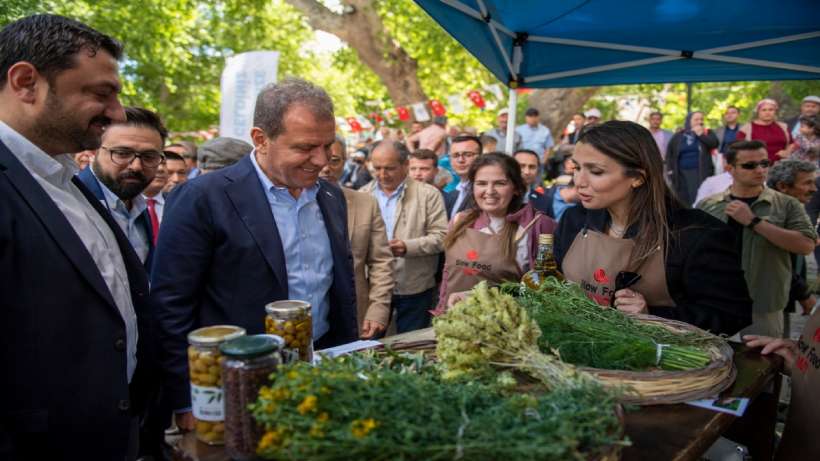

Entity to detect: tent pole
[505,88,517,154]
[686,82,692,114]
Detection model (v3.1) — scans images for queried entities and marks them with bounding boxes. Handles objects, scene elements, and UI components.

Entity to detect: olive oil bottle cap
[538,234,554,245]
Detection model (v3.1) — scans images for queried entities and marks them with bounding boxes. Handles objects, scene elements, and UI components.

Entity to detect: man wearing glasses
[77,106,166,270]
[444,135,483,219]
[700,140,816,338]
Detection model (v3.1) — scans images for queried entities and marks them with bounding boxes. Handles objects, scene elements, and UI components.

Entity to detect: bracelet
[747,216,762,230]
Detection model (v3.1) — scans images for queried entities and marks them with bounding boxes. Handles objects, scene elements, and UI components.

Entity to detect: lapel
[390,180,409,237]
[0,142,120,310]
[77,166,107,205]
[317,180,347,262]
[224,155,288,291]
[342,188,357,236]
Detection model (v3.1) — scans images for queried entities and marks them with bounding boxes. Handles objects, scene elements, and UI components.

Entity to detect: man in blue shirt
[151,78,358,432]
[516,108,554,165]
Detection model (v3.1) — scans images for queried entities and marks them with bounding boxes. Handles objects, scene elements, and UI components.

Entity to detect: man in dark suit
[151,78,358,431]
[0,14,157,460]
[77,107,166,274]
[443,134,483,219]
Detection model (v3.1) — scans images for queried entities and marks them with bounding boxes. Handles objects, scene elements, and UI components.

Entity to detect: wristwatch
[747,216,762,230]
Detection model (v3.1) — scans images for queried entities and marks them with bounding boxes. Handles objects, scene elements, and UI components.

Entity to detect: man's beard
[92,162,150,201]
[33,87,111,153]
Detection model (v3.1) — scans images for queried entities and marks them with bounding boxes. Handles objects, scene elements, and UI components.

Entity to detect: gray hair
[253,77,334,138]
[371,140,410,163]
[766,159,817,188]
[333,135,347,159]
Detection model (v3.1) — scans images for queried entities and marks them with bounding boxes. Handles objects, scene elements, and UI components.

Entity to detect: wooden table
[172,329,782,461]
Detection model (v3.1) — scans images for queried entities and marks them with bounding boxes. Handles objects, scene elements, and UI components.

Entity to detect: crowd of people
[1,13,818,461]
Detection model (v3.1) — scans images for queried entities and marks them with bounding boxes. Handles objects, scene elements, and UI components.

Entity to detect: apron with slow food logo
[444,216,540,296]
[776,310,820,461]
[561,228,675,308]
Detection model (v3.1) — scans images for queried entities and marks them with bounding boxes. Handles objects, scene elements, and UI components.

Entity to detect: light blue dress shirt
[251,152,333,340]
[373,181,406,240]
[516,123,555,161]
[91,169,150,264]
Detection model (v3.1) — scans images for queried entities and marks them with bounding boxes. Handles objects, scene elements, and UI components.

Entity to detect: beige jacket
[361,178,448,295]
[342,188,395,327]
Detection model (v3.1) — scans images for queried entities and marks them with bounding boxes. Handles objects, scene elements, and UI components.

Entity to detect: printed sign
[191,384,224,421]
[219,50,280,144]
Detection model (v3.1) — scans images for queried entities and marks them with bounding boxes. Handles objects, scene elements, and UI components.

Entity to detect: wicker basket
[383,314,737,406]
[577,314,736,405]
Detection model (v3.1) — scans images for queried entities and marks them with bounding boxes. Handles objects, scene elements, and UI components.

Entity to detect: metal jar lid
[187,325,246,346]
[265,300,311,320]
[220,334,284,359]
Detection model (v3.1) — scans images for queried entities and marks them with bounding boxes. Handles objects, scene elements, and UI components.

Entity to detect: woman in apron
[432,153,557,314]
[554,121,752,336]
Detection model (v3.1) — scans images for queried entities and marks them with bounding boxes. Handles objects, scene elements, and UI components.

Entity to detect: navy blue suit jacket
[151,154,358,409]
[444,188,470,219]
[0,141,158,459]
[528,186,556,218]
[76,166,155,273]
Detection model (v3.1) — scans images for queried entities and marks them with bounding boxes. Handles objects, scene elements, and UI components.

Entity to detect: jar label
[191,384,224,421]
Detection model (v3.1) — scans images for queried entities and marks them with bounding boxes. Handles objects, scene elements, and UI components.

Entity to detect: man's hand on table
[360,320,386,339]
[176,411,195,432]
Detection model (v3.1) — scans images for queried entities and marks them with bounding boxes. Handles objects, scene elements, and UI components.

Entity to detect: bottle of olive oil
[522,234,564,290]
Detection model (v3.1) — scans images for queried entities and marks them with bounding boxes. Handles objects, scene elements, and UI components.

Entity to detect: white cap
[802,95,820,104]
[584,108,601,118]
[498,108,509,116]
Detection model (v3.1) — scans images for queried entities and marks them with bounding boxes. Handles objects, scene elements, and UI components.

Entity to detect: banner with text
[219,51,279,144]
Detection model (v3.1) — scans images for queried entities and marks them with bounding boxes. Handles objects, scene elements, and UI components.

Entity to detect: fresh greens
[502,279,717,371]
[251,351,626,461]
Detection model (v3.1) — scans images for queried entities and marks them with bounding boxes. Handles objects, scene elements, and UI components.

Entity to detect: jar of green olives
[187,325,246,445]
[264,300,313,363]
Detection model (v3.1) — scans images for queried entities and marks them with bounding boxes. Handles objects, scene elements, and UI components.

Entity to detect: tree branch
[286,0,347,38]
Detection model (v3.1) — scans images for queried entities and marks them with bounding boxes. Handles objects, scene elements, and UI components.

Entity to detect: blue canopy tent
[413,0,820,152]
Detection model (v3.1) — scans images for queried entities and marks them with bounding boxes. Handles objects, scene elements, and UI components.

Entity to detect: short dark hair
[725,140,767,164]
[162,150,185,162]
[649,111,663,118]
[114,107,168,144]
[0,14,122,88]
[525,108,539,117]
[573,112,586,119]
[513,149,539,162]
[253,77,334,139]
[451,134,483,155]
[410,149,438,164]
[167,141,198,160]
[726,105,740,113]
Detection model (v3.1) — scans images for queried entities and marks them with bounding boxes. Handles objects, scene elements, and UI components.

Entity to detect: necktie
[146,198,160,246]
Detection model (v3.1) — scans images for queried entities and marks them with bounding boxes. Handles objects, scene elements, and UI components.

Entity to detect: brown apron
[562,228,675,308]
[776,310,820,461]
[444,216,539,295]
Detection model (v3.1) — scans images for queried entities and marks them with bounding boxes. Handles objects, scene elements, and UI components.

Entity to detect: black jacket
[0,141,159,460]
[554,205,752,336]
[666,130,719,188]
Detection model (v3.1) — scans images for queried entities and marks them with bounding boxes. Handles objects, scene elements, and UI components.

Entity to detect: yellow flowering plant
[250,351,626,460]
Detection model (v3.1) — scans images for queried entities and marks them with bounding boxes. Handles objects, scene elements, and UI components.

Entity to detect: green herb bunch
[250,351,626,460]
[433,281,596,389]
[502,279,718,371]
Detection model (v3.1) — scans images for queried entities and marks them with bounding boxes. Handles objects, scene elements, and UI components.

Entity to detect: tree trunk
[286,0,428,106]
[526,87,599,140]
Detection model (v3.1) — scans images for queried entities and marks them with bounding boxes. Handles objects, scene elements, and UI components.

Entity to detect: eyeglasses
[737,160,771,170]
[101,146,164,167]
[451,151,478,160]
[328,156,344,167]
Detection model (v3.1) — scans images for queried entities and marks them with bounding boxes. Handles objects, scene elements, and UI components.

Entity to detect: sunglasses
[736,160,771,170]
[609,271,642,308]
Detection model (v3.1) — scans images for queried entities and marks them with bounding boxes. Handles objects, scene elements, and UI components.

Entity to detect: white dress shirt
[0,121,138,382]
[92,169,150,263]
[143,192,165,223]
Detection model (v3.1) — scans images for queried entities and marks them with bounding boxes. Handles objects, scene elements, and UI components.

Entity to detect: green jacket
[698,187,816,313]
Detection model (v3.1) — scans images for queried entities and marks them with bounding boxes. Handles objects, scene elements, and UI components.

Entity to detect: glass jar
[187,325,246,445]
[265,300,313,363]
[221,334,284,460]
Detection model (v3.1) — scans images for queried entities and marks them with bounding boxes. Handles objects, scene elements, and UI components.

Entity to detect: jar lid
[220,334,283,358]
[265,300,311,319]
[538,234,554,244]
[188,325,246,346]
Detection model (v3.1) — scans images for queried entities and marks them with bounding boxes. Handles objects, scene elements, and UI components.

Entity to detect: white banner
[219,51,280,144]
[412,102,430,122]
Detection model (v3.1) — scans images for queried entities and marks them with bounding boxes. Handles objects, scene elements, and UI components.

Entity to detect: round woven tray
[577,313,736,405]
[384,313,736,406]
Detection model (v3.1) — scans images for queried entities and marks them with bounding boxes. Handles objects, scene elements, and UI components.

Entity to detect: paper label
[191,384,224,421]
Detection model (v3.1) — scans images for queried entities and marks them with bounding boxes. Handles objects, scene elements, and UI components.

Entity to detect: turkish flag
[396,107,411,121]
[346,117,363,132]
[467,90,486,109]
[429,99,447,117]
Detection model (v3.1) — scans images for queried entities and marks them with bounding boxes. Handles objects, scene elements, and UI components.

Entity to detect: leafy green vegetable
[502,279,717,371]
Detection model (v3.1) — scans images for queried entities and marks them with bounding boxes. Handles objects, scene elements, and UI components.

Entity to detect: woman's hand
[743,335,798,369]
[613,288,648,314]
